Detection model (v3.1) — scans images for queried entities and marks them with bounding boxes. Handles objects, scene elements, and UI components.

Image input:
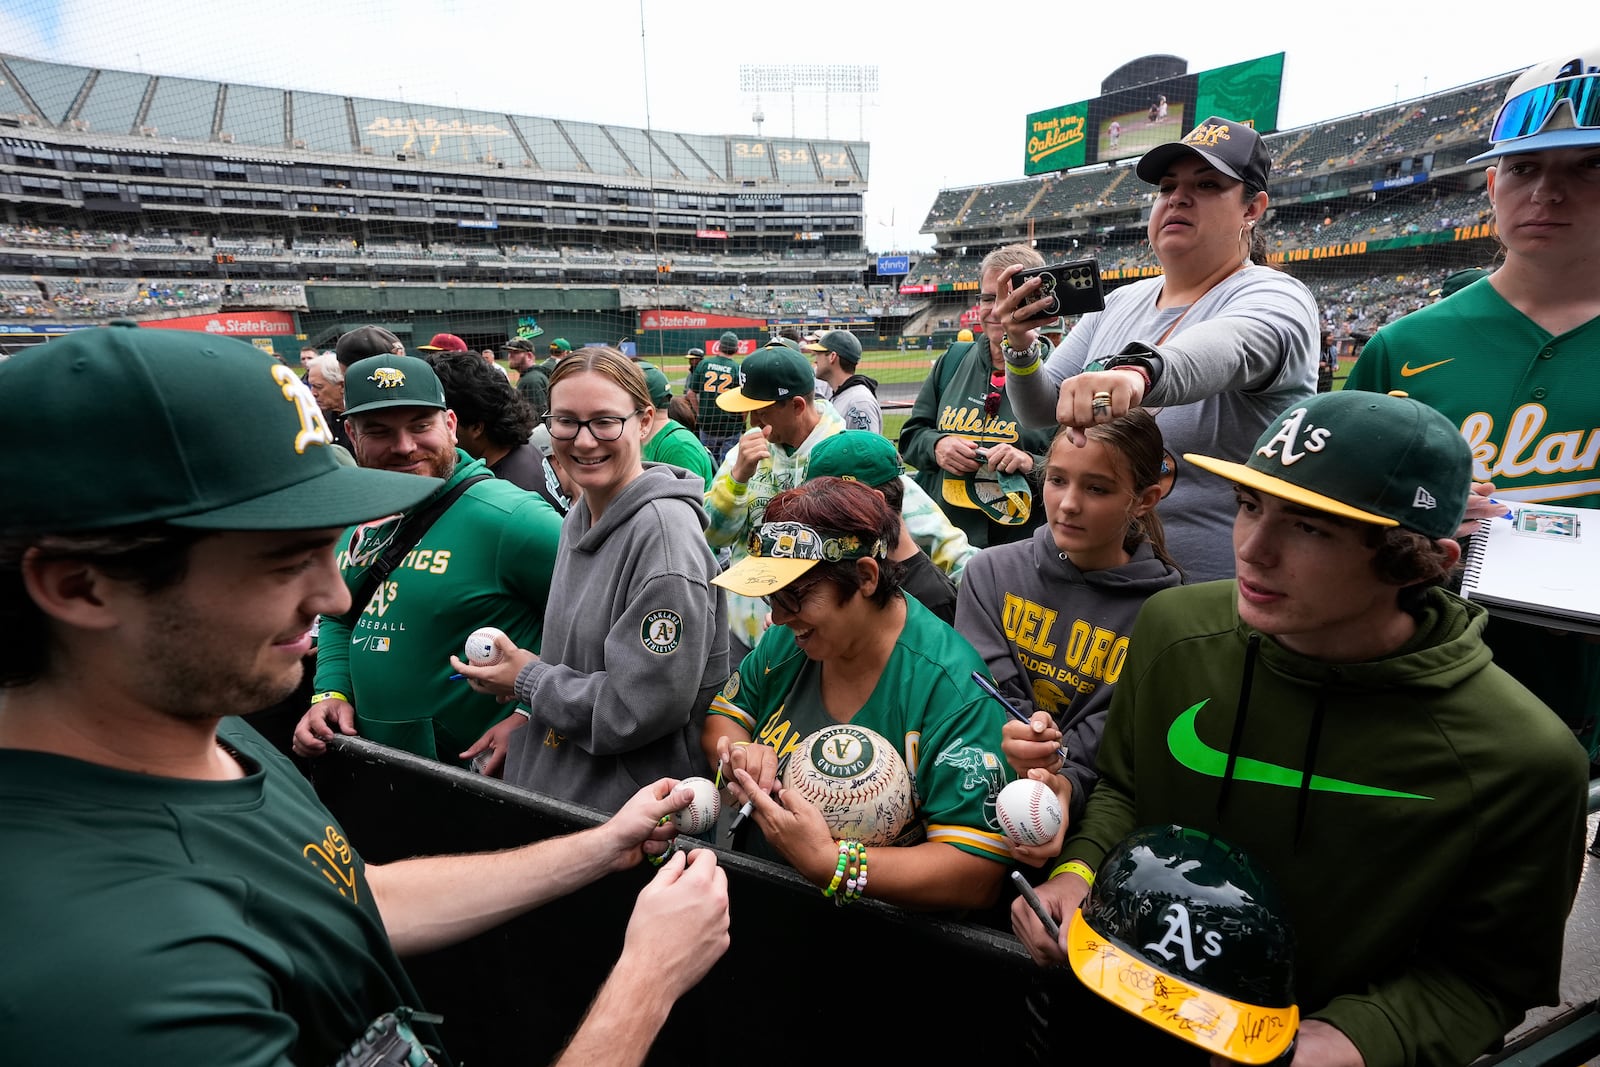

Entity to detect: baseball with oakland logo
[463,626,507,666]
[782,724,914,846]
[995,778,1062,847]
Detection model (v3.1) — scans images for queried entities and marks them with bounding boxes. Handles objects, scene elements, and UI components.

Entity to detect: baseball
[669,776,721,836]
[782,724,914,846]
[996,778,1063,848]
[464,626,507,666]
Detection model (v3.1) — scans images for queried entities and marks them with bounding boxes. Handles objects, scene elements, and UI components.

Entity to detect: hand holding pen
[971,671,1070,771]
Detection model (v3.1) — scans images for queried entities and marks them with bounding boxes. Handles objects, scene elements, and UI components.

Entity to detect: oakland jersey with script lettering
[1347,278,1600,745]
[709,595,1012,864]
[954,525,1181,825]
[0,719,444,1066]
[316,451,562,764]
[1055,580,1586,1067]
[1349,278,1600,503]
[899,341,1055,548]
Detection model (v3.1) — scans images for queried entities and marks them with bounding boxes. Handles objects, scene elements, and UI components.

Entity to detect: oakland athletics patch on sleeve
[641,609,684,654]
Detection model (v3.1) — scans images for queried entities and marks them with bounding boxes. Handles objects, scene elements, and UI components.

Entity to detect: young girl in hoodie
[453,348,729,814]
[953,409,1181,864]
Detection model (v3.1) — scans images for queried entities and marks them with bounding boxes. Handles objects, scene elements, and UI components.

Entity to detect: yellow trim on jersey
[708,695,756,731]
[928,823,1012,861]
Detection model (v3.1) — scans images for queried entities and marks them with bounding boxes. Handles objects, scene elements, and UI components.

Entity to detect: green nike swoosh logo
[1167,700,1431,800]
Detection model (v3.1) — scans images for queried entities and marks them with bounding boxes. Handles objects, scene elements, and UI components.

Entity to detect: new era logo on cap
[1414,487,1437,510]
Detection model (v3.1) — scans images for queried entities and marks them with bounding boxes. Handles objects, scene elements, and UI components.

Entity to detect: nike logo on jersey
[1399,359,1454,377]
[1166,701,1432,800]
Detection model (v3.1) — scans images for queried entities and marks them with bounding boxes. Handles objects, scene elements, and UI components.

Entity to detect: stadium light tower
[738,64,879,139]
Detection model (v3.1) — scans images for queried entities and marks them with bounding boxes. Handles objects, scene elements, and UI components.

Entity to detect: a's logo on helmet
[1143,901,1224,972]
[369,367,407,389]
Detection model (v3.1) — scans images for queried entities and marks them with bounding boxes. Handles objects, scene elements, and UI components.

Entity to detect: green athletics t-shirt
[0,719,444,1066]
[688,353,744,440]
[709,596,1012,863]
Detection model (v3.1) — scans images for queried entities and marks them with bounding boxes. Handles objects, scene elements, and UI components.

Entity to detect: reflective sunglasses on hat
[1490,73,1600,142]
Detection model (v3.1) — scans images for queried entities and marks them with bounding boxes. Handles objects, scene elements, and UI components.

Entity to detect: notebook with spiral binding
[1460,504,1600,635]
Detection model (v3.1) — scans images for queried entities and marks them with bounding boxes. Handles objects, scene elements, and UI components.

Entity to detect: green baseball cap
[763,336,802,352]
[1185,391,1470,539]
[343,354,448,418]
[639,363,672,409]
[808,431,902,487]
[718,331,740,354]
[717,346,815,413]
[0,324,437,535]
[549,338,572,354]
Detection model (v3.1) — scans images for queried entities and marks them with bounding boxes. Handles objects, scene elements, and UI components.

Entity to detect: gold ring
[1091,391,1112,407]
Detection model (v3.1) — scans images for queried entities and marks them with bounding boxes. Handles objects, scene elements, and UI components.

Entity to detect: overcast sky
[0,0,1569,250]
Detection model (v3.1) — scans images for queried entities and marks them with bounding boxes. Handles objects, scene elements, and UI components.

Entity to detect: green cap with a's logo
[0,324,438,535]
[342,354,448,418]
[716,346,814,413]
[1185,391,1470,539]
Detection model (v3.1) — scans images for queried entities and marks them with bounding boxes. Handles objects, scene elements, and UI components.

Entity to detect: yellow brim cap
[711,554,819,598]
[715,387,776,413]
[1066,909,1298,1064]
[1182,453,1397,528]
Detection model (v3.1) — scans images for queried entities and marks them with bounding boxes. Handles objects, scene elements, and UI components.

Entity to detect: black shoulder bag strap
[337,473,491,629]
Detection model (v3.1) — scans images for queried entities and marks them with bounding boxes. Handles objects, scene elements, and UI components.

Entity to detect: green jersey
[688,353,744,440]
[316,452,563,763]
[709,596,1012,863]
[0,719,442,1066]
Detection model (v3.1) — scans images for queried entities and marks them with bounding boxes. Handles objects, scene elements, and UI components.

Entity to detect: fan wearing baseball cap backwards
[0,324,728,1065]
[1011,391,1589,1067]
[1348,45,1600,760]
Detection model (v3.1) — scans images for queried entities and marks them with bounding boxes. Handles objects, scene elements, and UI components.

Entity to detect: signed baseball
[996,778,1062,847]
[782,724,914,846]
[464,626,507,666]
[669,776,721,836]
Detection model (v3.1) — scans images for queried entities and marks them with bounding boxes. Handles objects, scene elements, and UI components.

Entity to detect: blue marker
[1486,498,1515,520]
[971,671,1069,766]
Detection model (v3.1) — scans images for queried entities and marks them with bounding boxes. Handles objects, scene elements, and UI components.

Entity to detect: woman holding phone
[1000,115,1320,582]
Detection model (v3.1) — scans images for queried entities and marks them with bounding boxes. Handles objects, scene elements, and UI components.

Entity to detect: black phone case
[1013,259,1105,318]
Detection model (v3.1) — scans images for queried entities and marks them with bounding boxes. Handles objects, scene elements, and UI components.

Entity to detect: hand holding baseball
[999,769,1072,869]
[604,778,695,870]
[449,628,537,699]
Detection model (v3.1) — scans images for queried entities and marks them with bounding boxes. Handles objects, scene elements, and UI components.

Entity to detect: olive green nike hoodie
[1056,581,1587,1067]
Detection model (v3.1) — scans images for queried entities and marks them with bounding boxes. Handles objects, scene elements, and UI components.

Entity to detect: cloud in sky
[1,0,1564,250]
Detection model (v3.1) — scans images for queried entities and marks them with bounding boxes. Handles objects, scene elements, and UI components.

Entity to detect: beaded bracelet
[842,841,868,904]
[822,840,852,898]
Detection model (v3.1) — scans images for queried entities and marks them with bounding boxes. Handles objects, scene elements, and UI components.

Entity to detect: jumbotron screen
[1024,53,1285,176]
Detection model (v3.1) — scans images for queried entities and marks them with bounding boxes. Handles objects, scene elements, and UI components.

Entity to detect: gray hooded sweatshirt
[503,463,729,813]
[954,525,1181,823]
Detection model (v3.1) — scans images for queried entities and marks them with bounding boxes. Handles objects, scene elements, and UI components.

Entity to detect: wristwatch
[1088,348,1163,390]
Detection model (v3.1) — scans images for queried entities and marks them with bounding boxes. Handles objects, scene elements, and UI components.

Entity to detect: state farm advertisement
[638,310,766,330]
[144,311,297,336]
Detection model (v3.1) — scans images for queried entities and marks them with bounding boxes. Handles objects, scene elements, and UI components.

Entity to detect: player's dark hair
[424,351,535,449]
[763,478,904,609]
[0,525,209,687]
[874,475,905,514]
[1367,526,1458,610]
